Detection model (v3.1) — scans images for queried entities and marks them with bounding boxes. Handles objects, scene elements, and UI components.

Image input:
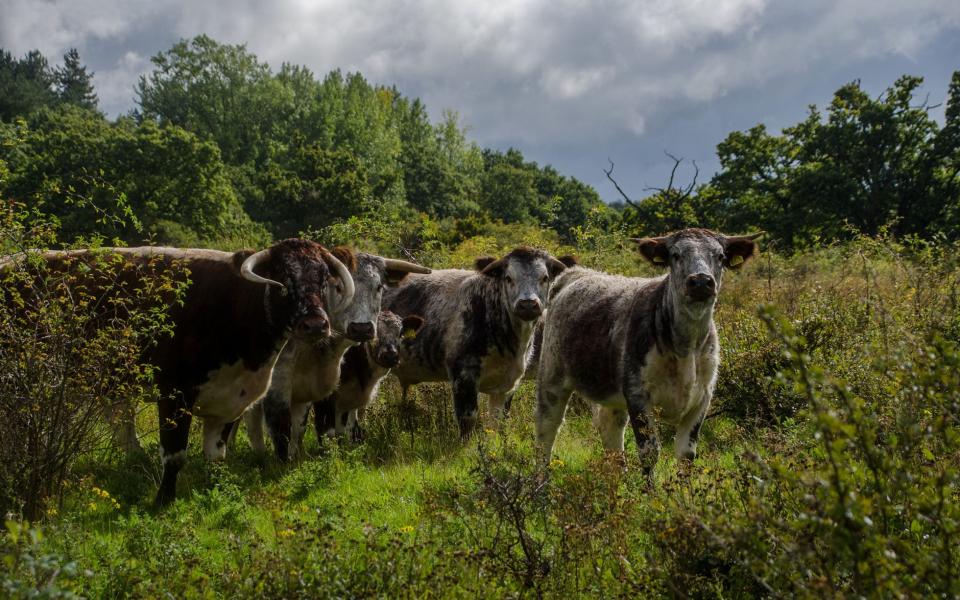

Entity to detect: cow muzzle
[514,298,543,321]
[346,321,376,342]
[294,311,330,340]
[375,346,400,369]
[685,274,717,302]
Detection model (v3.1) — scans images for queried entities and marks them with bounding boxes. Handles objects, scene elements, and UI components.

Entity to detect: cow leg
[156,399,192,506]
[263,388,292,462]
[592,405,628,452]
[348,410,364,443]
[623,384,659,477]
[243,402,267,453]
[675,403,709,462]
[485,391,513,430]
[534,382,572,466]
[450,360,481,438]
[335,407,350,438]
[313,397,337,441]
[202,419,235,461]
[288,402,312,459]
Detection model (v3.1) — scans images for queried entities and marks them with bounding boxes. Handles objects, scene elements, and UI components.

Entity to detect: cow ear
[546,256,572,278]
[401,315,424,338]
[631,237,669,267]
[474,256,496,271]
[723,233,762,269]
[557,255,579,268]
[479,257,508,277]
[329,246,357,273]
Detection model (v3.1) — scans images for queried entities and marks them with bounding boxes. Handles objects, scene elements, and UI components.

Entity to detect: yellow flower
[398,525,414,534]
[484,428,496,435]
[277,528,296,538]
[549,459,565,469]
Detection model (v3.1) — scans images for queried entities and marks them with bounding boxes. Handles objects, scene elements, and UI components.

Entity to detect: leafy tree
[56,48,98,111]
[1,106,266,246]
[480,149,539,224]
[136,35,284,166]
[256,142,370,238]
[0,50,57,121]
[710,73,960,248]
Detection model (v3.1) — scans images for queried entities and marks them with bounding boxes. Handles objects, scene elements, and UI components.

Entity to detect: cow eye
[540,275,548,283]
[670,252,680,261]
[505,275,513,284]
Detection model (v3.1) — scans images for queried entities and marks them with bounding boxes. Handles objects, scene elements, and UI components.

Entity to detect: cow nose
[515,299,542,319]
[686,274,716,297]
[346,321,375,342]
[517,299,541,312]
[296,313,329,338]
[378,347,400,367]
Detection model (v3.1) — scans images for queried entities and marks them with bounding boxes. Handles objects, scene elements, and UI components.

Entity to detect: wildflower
[549,458,565,469]
[277,528,296,538]
[398,525,414,534]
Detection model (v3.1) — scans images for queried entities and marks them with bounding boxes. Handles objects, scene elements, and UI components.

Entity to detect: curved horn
[382,257,432,274]
[325,251,356,314]
[240,249,284,288]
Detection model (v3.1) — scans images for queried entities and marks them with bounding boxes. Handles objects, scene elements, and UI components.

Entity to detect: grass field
[4,236,960,598]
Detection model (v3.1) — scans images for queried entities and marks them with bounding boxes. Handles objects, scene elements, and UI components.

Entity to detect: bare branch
[603,159,641,209]
[664,150,683,192]
[682,160,700,198]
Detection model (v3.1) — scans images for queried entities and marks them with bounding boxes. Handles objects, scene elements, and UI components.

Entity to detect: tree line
[1,36,958,251]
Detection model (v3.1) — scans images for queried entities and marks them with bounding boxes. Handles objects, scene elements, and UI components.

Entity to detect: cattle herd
[2,228,759,504]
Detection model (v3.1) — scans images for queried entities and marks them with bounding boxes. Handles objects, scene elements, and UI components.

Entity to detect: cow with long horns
[7,239,355,504]
[245,252,431,460]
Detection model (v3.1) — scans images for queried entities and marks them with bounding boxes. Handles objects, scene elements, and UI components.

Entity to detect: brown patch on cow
[329,245,358,272]
[557,255,579,268]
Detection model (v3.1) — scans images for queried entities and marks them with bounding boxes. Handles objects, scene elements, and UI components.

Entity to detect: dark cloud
[2,0,958,200]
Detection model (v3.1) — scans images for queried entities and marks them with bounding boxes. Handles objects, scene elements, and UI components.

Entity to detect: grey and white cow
[385,247,571,436]
[535,229,760,473]
[244,251,430,460]
[313,310,425,441]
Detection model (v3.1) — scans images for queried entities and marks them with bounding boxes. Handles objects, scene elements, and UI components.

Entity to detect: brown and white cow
[385,247,572,437]
[313,311,424,442]
[535,229,760,474]
[246,252,430,460]
[5,239,356,504]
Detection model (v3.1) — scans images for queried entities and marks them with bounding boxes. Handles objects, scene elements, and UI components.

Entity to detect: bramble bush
[0,199,185,521]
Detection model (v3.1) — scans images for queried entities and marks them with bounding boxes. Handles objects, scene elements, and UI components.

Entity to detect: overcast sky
[3,0,959,201]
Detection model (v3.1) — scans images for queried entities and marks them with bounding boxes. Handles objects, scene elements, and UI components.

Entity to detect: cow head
[476,247,574,322]
[238,238,356,341]
[633,229,761,315]
[329,251,431,343]
[370,311,424,369]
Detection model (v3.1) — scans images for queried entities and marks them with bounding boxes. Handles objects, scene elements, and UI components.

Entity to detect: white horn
[240,249,284,288]
[325,251,355,314]
[382,257,431,274]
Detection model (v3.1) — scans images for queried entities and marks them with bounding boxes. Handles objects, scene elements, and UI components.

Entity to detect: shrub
[0,202,184,520]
